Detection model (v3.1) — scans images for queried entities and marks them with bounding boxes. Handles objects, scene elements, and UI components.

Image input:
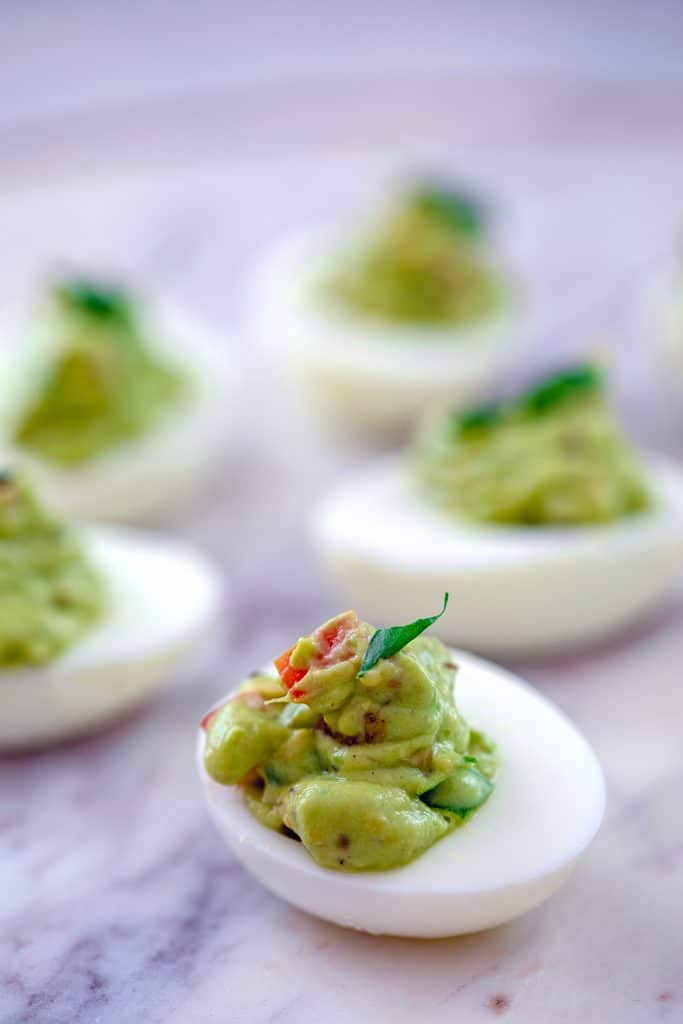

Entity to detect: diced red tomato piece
[275,613,358,697]
[274,644,308,691]
[321,621,345,652]
[238,767,262,789]
[200,704,224,730]
[319,612,357,660]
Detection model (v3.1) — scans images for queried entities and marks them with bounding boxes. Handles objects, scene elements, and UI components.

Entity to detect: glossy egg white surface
[1,304,240,524]
[0,526,223,750]
[249,227,530,436]
[198,650,605,938]
[312,456,683,655]
[641,261,683,382]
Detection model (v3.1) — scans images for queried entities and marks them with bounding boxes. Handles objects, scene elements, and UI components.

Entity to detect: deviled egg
[312,364,683,655]
[1,277,238,523]
[0,472,222,749]
[249,181,528,435]
[198,605,604,937]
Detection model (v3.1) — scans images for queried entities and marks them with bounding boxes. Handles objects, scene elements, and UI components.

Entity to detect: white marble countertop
[2,80,683,1023]
[4,1,683,131]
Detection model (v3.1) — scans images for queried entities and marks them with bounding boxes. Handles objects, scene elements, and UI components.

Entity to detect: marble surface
[2,84,683,1022]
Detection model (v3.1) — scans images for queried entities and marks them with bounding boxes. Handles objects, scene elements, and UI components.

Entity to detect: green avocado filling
[417,363,651,525]
[14,279,189,466]
[0,473,103,665]
[203,607,497,872]
[321,183,504,326]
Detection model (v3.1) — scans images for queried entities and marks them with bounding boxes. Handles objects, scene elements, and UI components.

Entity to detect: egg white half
[1,304,240,524]
[640,259,683,382]
[249,227,530,436]
[312,455,683,655]
[0,526,223,749]
[198,650,605,938]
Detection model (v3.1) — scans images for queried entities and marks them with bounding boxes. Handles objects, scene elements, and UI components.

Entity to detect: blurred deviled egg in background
[313,364,683,655]
[250,180,530,437]
[0,470,222,749]
[0,277,238,523]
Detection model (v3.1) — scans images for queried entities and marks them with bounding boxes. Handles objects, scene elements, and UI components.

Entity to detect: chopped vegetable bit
[200,705,225,731]
[275,611,360,700]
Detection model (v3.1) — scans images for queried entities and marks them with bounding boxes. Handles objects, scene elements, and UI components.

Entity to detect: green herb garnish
[521,363,603,416]
[451,362,603,439]
[358,594,450,677]
[54,279,133,324]
[414,184,484,238]
[453,401,504,438]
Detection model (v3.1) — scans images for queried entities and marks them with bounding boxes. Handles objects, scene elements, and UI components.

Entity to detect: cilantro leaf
[55,279,133,324]
[451,362,603,441]
[414,184,485,238]
[452,400,504,438]
[521,363,603,416]
[358,594,450,677]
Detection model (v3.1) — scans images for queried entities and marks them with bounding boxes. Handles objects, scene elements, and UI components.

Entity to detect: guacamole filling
[417,363,651,525]
[0,472,103,665]
[203,605,497,872]
[322,183,503,326]
[14,279,189,466]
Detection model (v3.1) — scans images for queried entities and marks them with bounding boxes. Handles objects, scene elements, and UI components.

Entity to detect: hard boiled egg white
[640,258,683,383]
[248,227,529,437]
[312,455,683,656]
[0,526,223,749]
[198,651,605,938]
[2,304,240,524]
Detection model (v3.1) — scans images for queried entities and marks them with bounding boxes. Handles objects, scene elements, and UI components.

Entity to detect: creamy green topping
[321,183,503,325]
[203,608,497,872]
[0,473,103,665]
[417,364,651,525]
[14,279,189,466]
